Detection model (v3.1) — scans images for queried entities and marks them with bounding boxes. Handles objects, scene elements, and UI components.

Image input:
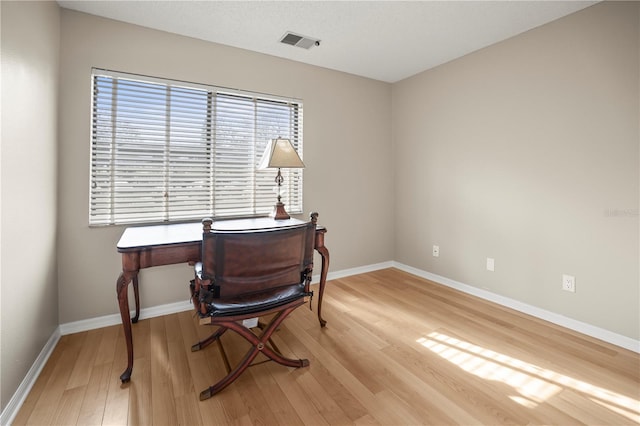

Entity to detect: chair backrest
[201,221,315,299]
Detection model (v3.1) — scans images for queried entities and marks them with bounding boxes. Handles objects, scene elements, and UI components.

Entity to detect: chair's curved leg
[199,303,309,400]
[200,344,262,400]
[226,307,309,368]
[191,326,228,352]
[259,344,309,368]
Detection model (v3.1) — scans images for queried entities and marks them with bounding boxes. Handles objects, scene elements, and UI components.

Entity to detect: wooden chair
[189,218,316,400]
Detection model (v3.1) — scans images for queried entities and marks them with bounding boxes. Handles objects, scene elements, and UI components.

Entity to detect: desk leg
[316,245,330,327]
[116,271,135,383]
[132,275,140,323]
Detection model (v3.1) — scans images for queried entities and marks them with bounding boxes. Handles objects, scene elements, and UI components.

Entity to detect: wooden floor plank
[248,362,305,426]
[11,337,68,426]
[232,363,282,425]
[265,362,330,426]
[24,334,85,425]
[127,320,151,426]
[75,362,112,425]
[13,268,640,425]
[66,329,103,389]
[101,328,129,426]
[174,392,204,426]
[51,386,84,426]
[93,325,120,366]
[150,316,179,426]
[295,368,353,425]
[164,313,194,398]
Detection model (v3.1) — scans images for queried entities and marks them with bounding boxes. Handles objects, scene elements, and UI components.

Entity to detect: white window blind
[90,69,303,226]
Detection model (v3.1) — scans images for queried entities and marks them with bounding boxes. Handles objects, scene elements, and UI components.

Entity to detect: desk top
[117,217,306,251]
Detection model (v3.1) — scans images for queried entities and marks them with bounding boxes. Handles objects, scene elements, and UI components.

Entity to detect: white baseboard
[392,262,640,353]
[0,327,61,426]
[312,261,393,284]
[59,300,194,335]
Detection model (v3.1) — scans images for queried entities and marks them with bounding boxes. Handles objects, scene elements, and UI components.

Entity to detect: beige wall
[57,9,394,323]
[0,1,60,411]
[393,1,639,340]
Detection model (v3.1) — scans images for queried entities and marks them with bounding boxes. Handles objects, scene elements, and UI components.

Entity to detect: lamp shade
[258,138,305,169]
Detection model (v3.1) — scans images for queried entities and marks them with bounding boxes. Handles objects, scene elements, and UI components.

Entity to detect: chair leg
[225,308,309,369]
[191,326,228,352]
[199,304,309,400]
[257,320,284,357]
[199,340,263,400]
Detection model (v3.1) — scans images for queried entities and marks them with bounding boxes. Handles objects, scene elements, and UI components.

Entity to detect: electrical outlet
[486,258,495,272]
[562,274,576,292]
[432,245,440,257]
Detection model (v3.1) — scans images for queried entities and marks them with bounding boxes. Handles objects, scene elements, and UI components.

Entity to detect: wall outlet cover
[486,258,495,272]
[562,274,576,292]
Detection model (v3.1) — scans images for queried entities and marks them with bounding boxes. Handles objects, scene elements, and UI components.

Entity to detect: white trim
[392,262,640,353]
[59,300,193,335]
[0,328,61,426]
[312,261,393,284]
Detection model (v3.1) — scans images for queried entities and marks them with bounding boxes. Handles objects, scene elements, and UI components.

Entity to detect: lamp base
[271,202,290,220]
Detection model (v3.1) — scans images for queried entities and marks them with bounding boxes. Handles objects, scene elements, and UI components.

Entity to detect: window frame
[89,68,304,227]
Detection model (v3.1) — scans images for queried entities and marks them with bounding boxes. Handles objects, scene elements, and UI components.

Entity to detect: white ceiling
[57,1,598,83]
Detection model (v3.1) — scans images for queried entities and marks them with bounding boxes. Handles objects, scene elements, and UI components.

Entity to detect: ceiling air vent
[280,31,320,50]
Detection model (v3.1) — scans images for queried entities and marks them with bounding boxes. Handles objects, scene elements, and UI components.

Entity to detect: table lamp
[258,138,305,220]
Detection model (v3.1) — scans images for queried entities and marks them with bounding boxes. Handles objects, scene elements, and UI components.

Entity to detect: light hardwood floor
[13,268,640,425]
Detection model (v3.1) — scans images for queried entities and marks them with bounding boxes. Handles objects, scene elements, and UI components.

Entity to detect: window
[89,69,303,226]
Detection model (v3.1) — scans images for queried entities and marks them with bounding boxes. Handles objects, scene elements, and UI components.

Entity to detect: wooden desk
[116,214,329,383]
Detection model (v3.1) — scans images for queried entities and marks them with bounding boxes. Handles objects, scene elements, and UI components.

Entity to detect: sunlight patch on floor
[417,331,640,423]
[508,395,539,408]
